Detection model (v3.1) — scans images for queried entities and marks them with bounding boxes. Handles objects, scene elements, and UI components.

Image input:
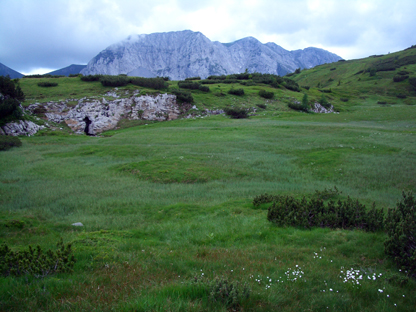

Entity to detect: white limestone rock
[1,120,45,136]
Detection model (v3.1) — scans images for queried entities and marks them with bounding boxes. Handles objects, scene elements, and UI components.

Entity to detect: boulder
[1,120,45,136]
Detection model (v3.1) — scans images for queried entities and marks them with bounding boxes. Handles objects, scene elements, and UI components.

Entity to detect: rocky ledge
[24,92,179,135]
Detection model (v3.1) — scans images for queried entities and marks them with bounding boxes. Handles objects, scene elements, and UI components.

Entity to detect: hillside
[0,62,23,78]
[45,64,86,76]
[1,47,416,311]
[291,45,416,106]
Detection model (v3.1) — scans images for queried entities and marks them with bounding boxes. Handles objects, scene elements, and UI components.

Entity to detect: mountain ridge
[0,62,23,78]
[81,30,342,80]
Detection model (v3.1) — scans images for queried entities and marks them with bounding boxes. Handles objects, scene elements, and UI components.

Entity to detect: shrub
[377,101,387,104]
[130,77,168,90]
[384,192,416,277]
[228,88,244,96]
[80,75,102,82]
[288,102,309,113]
[208,276,251,309]
[239,80,256,86]
[0,76,24,121]
[319,94,331,109]
[408,77,416,88]
[170,88,194,103]
[266,194,384,231]
[258,89,274,99]
[397,70,410,75]
[100,76,129,87]
[319,88,332,93]
[198,85,210,92]
[340,98,349,102]
[302,86,310,90]
[0,238,76,278]
[397,94,407,99]
[178,81,200,90]
[224,106,249,119]
[282,78,300,92]
[393,75,409,82]
[185,76,201,81]
[37,82,58,87]
[69,73,80,77]
[0,136,22,151]
[256,103,267,109]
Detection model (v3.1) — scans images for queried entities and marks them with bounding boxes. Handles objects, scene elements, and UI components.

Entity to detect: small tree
[301,93,309,110]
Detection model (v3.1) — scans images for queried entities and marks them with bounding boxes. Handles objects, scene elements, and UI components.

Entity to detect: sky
[1,0,415,75]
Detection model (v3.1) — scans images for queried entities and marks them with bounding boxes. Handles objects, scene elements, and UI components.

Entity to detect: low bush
[258,89,274,99]
[340,98,349,102]
[239,80,256,86]
[0,136,22,151]
[396,94,407,99]
[319,94,331,109]
[0,75,24,121]
[288,102,309,113]
[377,101,387,104]
[319,88,332,93]
[130,77,168,90]
[302,86,310,90]
[282,78,300,92]
[80,75,102,82]
[228,88,244,96]
[198,85,210,92]
[37,82,58,87]
[0,238,76,278]
[256,103,267,109]
[208,276,251,309]
[170,88,194,103]
[178,81,200,90]
[393,75,409,82]
[185,76,201,81]
[100,76,129,87]
[69,73,80,77]
[266,195,384,231]
[397,70,410,75]
[384,192,416,277]
[224,106,249,119]
[408,77,416,88]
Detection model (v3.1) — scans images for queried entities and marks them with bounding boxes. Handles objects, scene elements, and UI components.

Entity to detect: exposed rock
[1,120,45,136]
[81,30,343,80]
[71,222,84,226]
[27,93,179,135]
[311,102,335,113]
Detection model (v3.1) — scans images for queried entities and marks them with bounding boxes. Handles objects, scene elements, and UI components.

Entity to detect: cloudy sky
[1,0,415,74]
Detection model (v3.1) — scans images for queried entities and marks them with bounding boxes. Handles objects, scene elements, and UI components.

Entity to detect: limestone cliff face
[81,30,342,80]
[26,93,179,135]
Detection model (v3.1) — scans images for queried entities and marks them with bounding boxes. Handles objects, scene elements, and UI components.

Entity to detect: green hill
[291,45,416,107]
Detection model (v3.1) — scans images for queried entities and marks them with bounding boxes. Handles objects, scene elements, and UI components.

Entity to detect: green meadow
[1,49,416,311]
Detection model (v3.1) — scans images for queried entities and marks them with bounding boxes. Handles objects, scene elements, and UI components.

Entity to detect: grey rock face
[1,120,45,136]
[27,93,179,135]
[81,30,342,80]
[311,102,335,113]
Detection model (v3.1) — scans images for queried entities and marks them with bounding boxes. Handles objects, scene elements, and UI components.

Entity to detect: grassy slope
[1,52,416,311]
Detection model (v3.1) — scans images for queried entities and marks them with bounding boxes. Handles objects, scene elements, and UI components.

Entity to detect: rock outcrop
[311,102,335,113]
[26,93,179,135]
[1,120,45,136]
[81,30,343,80]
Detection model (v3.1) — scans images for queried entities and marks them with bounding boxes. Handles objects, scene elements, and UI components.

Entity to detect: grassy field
[1,51,416,311]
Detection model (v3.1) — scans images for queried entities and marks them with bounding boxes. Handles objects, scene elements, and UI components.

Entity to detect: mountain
[46,64,86,76]
[0,62,23,78]
[81,30,342,80]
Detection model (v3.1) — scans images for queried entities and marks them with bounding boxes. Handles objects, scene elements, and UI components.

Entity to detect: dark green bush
[377,101,387,104]
[384,192,416,277]
[319,94,331,109]
[408,77,416,88]
[258,89,274,99]
[0,136,22,151]
[340,98,349,102]
[170,89,194,103]
[239,80,256,86]
[228,88,244,96]
[224,106,249,119]
[282,78,300,92]
[37,82,58,87]
[288,102,309,113]
[100,76,129,87]
[253,193,283,207]
[208,276,250,309]
[185,76,201,81]
[397,94,407,99]
[0,76,24,121]
[302,86,310,90]
[319,88,332,93]
[178,81,200,90]
[130,77,168,90]
[393,75,409,82]
[198,85,210,92]
[266,195,384,231]
[0,238,76,278]
[397,70,410,75]
[256,103,266,109]
[80,75,102,82]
